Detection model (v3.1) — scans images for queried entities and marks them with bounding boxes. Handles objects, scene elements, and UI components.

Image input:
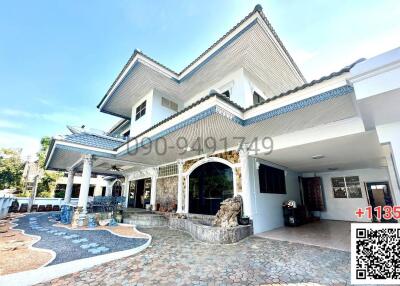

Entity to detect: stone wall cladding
[156,176,178,210]
[235,167,242,193]
[169,217,253,244]
[183,150,240,173]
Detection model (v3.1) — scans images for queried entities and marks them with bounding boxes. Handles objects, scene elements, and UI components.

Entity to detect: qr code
[352,223,400,284]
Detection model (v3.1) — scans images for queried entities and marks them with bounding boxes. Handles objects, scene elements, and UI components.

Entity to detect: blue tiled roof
[64,133,124,150]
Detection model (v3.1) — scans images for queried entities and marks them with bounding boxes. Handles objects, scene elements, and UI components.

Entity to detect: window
[253,91,264,105]
[331,176,362,198]
[158,163,178,177]
[222,90,230,98]
[258,164,286,194]
[161,97,178,112]
[135,100,146,120]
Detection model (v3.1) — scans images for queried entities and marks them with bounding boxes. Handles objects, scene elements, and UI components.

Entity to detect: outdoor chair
[52,205,60,211]
[37,205,46,212]
[31,204,38,212]
[45,204,53,212]
[19,204,28,213]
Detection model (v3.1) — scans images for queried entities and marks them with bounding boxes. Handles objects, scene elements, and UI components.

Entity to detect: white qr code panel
[352,223,400,284]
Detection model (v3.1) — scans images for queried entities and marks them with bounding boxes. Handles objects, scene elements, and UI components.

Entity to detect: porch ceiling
[257,131,386,172]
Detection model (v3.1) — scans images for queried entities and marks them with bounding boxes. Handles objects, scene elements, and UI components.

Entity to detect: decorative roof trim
[108,119,130,134]
[117,84,353,155]
[244,58,364,111]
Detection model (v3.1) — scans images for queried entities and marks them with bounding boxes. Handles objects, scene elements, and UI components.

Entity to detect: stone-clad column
[77,155,92,213]
[177,160,184,213]
[64,169,75,204]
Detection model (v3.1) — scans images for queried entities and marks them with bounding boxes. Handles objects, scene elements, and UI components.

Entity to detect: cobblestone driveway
[37,227,350,285]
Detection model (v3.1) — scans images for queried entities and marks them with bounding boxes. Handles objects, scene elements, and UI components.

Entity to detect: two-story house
[45,5,400,234]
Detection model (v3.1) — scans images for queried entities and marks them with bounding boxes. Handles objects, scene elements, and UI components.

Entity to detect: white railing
[0,194,14,219]
[15,197,79,207]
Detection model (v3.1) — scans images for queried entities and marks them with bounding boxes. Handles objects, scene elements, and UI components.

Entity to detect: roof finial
[254,4,263,12]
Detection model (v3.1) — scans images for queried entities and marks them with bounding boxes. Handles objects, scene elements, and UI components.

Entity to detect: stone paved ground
[37,227,350,286]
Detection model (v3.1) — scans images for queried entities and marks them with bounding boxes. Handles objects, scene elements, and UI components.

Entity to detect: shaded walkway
[37,227,350,285]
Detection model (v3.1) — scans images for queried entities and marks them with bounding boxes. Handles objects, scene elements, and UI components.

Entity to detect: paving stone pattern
[14,213,148,265]
[37,227,351,285]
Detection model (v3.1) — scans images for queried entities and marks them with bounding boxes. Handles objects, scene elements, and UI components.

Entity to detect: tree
[0,148,24,190]
[38,136,51,169]
[36,136,62,197]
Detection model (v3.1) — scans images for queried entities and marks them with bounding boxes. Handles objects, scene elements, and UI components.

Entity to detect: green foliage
[37,171,61,198]
[0,148,24,190]
[36,136,63,198]
[38,136,51,169]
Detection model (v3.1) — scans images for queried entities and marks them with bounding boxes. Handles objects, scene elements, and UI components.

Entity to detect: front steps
[122,210,168,227]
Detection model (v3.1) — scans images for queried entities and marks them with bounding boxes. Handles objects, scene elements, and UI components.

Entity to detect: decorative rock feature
[169,216,252,244]
[213,196,242,228]
[87,215,97,228]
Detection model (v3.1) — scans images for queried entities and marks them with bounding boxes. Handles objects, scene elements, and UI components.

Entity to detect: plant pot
[115,214,123,223]
[238,217,250,225]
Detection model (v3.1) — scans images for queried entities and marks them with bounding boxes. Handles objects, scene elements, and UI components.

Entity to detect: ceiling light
[312,154,325,160]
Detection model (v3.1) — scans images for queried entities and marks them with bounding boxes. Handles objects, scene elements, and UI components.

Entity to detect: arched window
[112,181,122,197]
[188,162,234,215]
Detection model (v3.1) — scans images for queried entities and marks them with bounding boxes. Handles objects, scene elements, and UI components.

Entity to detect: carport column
[64,169,75,204]
[239,147,253,217]
[150,167,158,210]
[177,160,184,213]
[78,155,92,211]
[377,122,400,205]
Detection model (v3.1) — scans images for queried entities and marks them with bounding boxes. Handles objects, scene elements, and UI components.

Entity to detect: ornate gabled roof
[97,4,306,111]
[117,59,362,150]
[63,132,125,150]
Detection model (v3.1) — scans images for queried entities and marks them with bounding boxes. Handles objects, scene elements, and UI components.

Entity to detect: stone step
[122,213,168,227]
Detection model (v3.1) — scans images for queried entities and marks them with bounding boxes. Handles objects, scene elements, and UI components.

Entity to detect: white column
[150,167,158,211]
[239,148,253,217]
[124,176,129,208]
[177,160,184,213]
[93,175,103,197]
[77,155,92,213]
[64,169,75,204]
[105,180,113,196]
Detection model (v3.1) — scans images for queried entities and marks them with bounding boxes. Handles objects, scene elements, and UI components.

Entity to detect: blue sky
[0,0,399,159]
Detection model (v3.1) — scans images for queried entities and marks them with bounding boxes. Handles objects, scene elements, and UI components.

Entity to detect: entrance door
[365,182,394,222]
[128,181,136,207]
[135,179,145,208]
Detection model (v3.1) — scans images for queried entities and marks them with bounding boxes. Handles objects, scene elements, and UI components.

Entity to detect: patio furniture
[38,205,46,212]
[8,200,19,213]
[31,204,38,212]
[52,205,60,211]
[45,205,53,212]
[19,204,28,213]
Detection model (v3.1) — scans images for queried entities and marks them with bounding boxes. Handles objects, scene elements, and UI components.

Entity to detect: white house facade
[45,5,400,234]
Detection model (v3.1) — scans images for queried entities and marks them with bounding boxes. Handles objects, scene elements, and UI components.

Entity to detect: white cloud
[1,108,80,124]
[0,119,23,129]
[0,131,40,160]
